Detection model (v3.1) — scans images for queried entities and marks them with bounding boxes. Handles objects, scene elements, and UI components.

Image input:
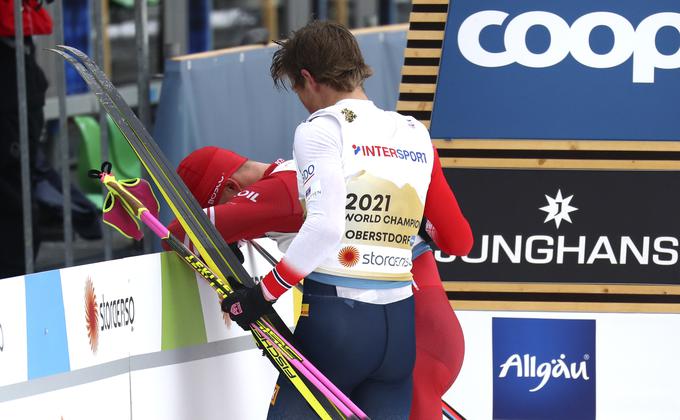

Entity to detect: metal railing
[10,0,403,276]
[12,0,154,274]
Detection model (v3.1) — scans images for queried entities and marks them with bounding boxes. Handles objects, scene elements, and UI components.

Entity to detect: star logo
[540,189,578,229]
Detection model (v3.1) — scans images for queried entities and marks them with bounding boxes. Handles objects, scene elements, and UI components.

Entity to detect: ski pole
[247,240,303,292]
[51,44,350,420]
[89,164,363,420]
[247,240,368,419]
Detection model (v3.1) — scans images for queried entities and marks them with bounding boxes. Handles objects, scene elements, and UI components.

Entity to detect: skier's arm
[260,118,346,300]
[165,176,302,248]
[423,147,473,256]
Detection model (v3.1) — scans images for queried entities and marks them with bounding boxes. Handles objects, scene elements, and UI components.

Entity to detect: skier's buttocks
[220,21,435,419]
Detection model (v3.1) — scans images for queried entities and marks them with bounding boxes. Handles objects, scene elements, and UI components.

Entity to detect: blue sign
[25,270,70,379]
[492,318,596,420]
[431,0,680,140]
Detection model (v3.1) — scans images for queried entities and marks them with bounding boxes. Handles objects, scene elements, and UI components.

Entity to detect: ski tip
[57,44,83,55]
[53,45,84,56]
[46,48,69,59]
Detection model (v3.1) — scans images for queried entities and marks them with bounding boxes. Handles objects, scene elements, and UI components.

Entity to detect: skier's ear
[219,178,242,204]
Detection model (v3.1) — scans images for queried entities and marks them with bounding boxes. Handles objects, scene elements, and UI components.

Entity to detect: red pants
[410,251,465,419]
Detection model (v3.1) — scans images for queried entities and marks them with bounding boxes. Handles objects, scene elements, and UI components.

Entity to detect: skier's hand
[221,284,273,331]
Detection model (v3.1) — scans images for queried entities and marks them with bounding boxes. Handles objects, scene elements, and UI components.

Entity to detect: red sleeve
[422,146,473,256]
[163,173,303,250]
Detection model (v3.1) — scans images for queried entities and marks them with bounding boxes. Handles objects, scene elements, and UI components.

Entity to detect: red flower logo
[338,246,360,267]
[84,277,99,354]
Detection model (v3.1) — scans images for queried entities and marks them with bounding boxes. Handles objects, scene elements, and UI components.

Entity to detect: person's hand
[220,284,273,330]
[418,217,434,245]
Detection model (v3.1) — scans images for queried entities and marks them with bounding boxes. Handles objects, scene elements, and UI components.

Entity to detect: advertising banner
[61,254,162,370]
[0,276,28,387]
[195,240,294,344]
[492,318,596,420]
[25,270,70,379]
[445,310,680,419]
[135,243,292,420]
[130,350,278,420]
[0,374,131,420]
[430,0,680,141]
[437,168,680,285]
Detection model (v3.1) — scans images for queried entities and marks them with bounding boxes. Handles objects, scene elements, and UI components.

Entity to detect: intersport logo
[458,10,680,83]
[352,144,428,163]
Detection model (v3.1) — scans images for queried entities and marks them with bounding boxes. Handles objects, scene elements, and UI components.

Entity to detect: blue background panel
[431,0,680,140]
[25,270,70,379]
[493,318,596,420]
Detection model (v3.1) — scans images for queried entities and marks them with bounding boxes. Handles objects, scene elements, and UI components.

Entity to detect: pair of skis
[89,164,366,419]
[50,45,367,420]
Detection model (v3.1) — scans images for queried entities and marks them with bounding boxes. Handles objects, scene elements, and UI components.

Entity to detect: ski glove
[221,284,273,331]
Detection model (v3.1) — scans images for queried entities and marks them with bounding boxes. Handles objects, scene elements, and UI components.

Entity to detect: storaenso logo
[498,353,591,392]
[99,295,135,331]
[84,276,135,354]
[84,278,99,353]
[458,11,680,83]
[361,251,412,268]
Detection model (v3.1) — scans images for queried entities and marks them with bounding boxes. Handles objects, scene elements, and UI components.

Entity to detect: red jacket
[167,151,473,261]
[0,0,53,37]
[166,161,304,247]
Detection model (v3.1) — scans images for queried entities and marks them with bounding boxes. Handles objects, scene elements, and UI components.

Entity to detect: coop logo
[436,188,678,266]
[84,277,135,354]
[351,144,428,163]
[458,10,680,83]
[493,318,596,420]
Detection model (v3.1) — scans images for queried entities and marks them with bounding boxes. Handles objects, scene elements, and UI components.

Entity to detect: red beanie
[177,146,247,208]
